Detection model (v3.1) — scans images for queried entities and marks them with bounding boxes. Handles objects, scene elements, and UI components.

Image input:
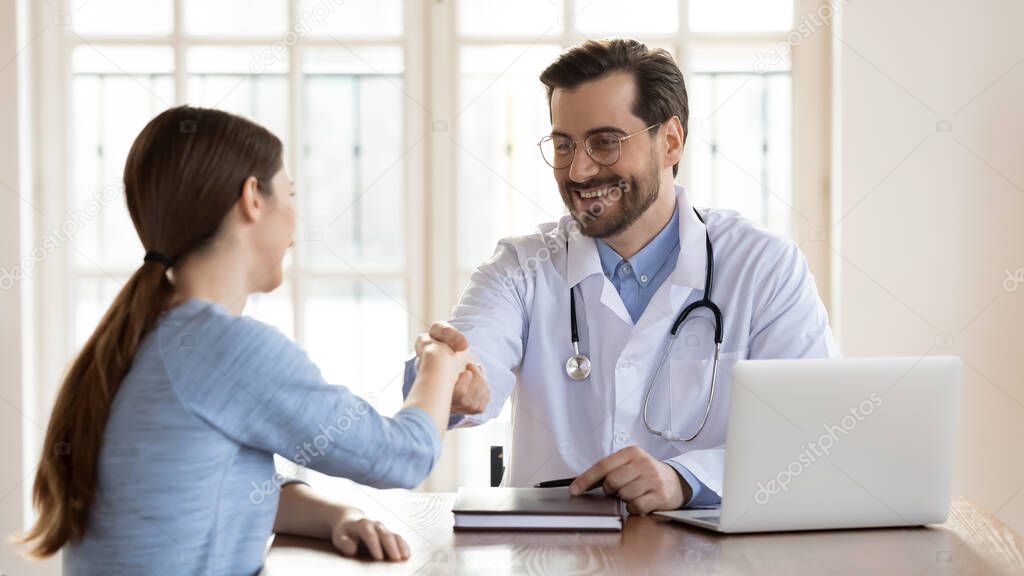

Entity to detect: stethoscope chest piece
[565,347,591,381]
[566,284,591,380]
[563,208,723,440]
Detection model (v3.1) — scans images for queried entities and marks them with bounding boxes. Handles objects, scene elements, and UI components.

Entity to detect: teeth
[578,186,615,199]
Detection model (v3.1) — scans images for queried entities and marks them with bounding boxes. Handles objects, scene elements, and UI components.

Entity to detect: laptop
[656,356,962,533]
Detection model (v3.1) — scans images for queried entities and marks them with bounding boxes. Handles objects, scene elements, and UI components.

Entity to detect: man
[408,39,838,514]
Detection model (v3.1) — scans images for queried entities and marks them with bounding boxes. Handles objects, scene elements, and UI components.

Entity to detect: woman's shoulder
[156,299,313,384]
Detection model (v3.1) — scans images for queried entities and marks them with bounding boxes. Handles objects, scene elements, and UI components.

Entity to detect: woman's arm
[164,311,468,488]
[402,335,481,437]
[273,482,410,561]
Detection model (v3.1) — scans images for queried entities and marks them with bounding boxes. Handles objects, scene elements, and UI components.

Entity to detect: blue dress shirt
[594,207,721,508]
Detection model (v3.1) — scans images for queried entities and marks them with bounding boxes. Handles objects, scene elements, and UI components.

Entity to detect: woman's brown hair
[19,106,283,557]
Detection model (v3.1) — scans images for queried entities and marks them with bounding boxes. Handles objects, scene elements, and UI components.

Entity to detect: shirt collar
[565,186,707,293]
[595,206,680,285]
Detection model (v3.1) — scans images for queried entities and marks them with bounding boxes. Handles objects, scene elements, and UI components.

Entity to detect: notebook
[452,487,624,531]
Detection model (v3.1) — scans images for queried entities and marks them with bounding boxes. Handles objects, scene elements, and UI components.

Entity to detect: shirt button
[639,274,649,283]
[622,264,632,275]
[614,431,630,446]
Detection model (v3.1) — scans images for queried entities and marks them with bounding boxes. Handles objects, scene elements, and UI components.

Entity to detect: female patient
[19,106,479,574]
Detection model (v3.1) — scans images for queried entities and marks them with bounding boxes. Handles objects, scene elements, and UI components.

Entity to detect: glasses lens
[585,132,621,166]
[540,135,573,168]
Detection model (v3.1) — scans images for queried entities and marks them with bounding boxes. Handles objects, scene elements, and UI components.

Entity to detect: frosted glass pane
[245,281,294,339]
[184,0,287,36]
[680,72,791,235]
[72,0,172,36]
[303,280,409,417]
[689,0,793,32]
[303,46,402,75]
[74,278,125,348]
[188,45,288,75]
[302,48,405,272]
[72,45,174,74]
[459,0,564,36]
[301,0,402,38]
[457,45,565,273]
[186,47,290,152]
[575,0,678,34]
[71,47,173,272]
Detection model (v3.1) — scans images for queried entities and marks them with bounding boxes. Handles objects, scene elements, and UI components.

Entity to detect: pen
[533,477,602,491]
[534,477,574,488]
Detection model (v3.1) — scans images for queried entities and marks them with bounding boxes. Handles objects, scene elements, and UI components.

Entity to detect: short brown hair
[540,38,688,176]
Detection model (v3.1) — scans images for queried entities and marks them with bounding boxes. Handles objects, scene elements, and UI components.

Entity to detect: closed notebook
[452,487,623,531]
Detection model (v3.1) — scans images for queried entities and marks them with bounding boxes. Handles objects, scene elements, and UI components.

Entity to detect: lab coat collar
[563,186,708,325]
[565,222,603,289]
[668,185,709,293]
[634,186,708,332]
[594,206,680,286]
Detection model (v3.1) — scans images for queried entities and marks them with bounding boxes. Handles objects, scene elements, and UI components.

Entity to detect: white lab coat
[446,187,838,498]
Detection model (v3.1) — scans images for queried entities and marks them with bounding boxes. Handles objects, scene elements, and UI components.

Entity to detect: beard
[559,156,661,239]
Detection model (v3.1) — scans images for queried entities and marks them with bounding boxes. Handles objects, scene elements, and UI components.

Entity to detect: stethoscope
[565,208,723,442]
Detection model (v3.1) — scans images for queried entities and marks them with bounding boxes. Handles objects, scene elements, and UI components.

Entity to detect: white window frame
[21,0,831,496]
[427,0,832,488]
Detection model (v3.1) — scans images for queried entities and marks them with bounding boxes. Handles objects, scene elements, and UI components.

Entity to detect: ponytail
[19,261,172,556]
[18,105,283,557]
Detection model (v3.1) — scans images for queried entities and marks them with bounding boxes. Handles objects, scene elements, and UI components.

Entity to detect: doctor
[407,38,838,513]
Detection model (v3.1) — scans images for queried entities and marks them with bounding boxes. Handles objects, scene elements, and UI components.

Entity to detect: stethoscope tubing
[567,208,723,442]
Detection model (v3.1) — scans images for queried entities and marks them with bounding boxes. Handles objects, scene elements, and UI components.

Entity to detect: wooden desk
[265,479,1024,575]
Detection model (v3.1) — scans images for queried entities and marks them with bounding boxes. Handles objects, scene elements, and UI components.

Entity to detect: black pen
[534,477,574,488]
[534,477,601,491]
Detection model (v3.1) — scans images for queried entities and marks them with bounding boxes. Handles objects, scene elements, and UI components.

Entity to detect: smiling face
[249,164,296,293]
[549,72,664,238]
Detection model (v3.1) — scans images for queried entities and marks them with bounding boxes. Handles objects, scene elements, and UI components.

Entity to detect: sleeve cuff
[402,355,417,398]
[664,460,722,509]
[405,354,469,431]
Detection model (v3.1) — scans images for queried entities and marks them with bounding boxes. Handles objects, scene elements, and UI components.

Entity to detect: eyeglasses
[537,123,661,169]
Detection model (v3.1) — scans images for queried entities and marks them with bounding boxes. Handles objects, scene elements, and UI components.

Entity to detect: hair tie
[143,251,175,268]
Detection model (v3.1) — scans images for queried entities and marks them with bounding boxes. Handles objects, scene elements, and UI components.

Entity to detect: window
[66,0,412,422]
[44,0,804,491]
[450,0,797,486]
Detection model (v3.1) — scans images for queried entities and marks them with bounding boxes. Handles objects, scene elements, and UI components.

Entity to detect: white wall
[1,0,58,573]
[834,0,1024,534]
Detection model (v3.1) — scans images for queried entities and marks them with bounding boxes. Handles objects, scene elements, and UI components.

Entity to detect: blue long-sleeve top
[65,298,441,576]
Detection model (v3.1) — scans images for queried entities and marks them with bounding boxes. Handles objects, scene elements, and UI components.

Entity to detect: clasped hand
[414,321,490,415]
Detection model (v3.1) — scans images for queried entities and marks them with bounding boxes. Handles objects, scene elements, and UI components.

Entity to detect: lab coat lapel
[564,219,633,326]
[634,187,708,334]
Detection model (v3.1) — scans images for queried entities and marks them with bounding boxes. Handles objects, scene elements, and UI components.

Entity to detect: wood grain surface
[264,478,1024,575]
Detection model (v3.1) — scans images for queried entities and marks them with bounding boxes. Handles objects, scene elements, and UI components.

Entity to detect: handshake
[414,322,491,415]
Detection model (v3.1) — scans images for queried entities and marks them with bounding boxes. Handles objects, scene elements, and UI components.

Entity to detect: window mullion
[173,0,185,104]
[289,0,305,346]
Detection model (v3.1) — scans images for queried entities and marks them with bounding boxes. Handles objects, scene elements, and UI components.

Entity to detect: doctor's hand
[569,446,692,515]
[414,322,490,415]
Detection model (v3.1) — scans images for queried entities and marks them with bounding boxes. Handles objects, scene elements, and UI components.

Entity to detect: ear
[662,115,685,171]
[236,176,265,224]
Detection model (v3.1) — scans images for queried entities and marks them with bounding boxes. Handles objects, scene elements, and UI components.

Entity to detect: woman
[19,106,481,574]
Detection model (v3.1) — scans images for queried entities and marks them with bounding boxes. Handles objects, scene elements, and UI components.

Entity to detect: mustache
[565,177,629,192]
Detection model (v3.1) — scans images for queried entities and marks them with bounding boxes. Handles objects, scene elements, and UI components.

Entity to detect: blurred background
[1,1,1022,573]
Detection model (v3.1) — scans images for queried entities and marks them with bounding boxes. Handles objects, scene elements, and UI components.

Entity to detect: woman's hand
[414,322,490,414]
[331,511,410,562]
